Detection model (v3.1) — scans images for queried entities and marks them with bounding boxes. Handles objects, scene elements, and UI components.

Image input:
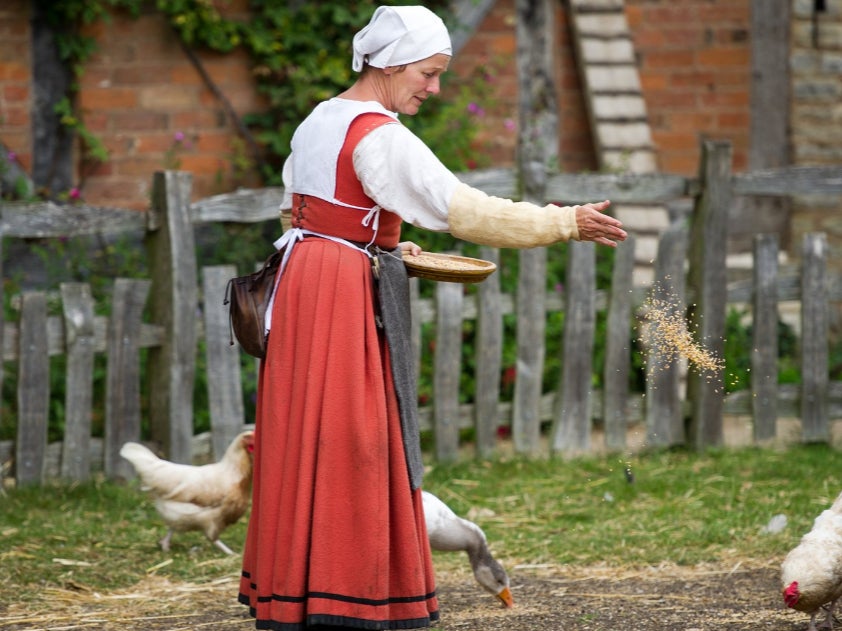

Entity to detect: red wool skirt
[239,238,438,629]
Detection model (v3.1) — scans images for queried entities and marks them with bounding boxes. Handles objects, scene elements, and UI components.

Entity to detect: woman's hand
[574,200,627,247]
[399,241,422,256]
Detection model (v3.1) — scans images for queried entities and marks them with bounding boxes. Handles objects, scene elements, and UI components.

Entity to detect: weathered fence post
[104,279,151,480]
[686,140,731,449]
[645,218,689,448]
[434,280,463,462]
[202,265,246,460]
[551,241,596,456]
[145,170,197,464]
[513,249,546,455]
[751,234,779,442]
[474,247,503,457]
[16,291,49,486]
[513,0,556,456]
[801,232,829,442]
[60,282,95,480]
[603,236,635,451]
[0,234,4,433]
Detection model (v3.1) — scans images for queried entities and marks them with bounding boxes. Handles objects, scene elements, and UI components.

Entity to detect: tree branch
[177,35,266,173]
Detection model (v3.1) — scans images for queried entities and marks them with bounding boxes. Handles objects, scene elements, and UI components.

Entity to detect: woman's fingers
[575,201,627,246]
[399,241,422,256]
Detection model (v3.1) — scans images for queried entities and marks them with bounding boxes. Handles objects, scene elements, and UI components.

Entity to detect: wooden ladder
[568,0,669,284]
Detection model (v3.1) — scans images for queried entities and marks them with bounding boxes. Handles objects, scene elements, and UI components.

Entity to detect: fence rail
[1,140,840,485]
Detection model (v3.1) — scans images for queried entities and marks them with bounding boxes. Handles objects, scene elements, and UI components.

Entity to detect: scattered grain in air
[641,286,724,375]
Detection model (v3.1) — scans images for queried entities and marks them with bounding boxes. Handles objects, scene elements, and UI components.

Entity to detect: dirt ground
[0,561,812,631]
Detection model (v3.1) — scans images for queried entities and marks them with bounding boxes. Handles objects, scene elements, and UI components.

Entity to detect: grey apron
[374,248,424,490]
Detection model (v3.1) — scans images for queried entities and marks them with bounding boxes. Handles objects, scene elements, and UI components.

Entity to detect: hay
[0,574,250,630]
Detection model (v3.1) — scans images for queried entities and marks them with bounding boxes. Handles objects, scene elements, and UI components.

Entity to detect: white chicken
[422,490,513,608]
[781,490,842,631]
[120,430,255,555]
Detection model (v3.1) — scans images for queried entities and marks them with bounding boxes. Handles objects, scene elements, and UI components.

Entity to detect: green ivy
[40,0,480,188]
[42,0,143,169]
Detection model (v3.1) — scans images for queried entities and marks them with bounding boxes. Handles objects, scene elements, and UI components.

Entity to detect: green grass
[422,444,842,567]
[2,444,841,608]
[0,479,247,606]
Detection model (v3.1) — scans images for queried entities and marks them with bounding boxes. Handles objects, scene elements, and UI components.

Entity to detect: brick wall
[622,0,752,175]
[0,0,33,173]
[449,0,598,173]
[1,0,837,243]
[450,0,753,177]
[791,0,842,264]
[1,1,263,210]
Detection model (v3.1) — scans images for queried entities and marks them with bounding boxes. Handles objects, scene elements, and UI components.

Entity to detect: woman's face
[383,53,451,115]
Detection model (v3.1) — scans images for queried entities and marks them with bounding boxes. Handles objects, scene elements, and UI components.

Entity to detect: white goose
[422,490,514,608]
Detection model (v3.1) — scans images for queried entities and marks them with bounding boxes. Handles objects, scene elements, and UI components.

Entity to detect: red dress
[239,113,439,629]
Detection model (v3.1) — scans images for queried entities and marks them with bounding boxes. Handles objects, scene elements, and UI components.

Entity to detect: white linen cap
[352,6,452,72]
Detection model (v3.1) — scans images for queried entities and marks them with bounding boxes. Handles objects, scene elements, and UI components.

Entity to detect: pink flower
[174,131,185,142]
[7,151,16,162]
[467,102,485,117]
[69,187,81,200]
[504,118,515,131]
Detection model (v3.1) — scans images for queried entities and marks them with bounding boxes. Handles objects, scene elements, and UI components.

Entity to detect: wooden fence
[1,140,841,486]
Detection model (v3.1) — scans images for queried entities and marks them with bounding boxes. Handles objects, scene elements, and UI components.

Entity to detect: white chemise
[280,97,460,232]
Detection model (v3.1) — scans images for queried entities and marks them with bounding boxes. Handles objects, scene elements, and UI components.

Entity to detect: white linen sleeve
[353,123,459,232]
[278,155,294,232]
[280,155,294,211]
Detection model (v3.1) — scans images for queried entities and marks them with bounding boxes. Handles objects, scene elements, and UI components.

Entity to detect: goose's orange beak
[497,586,514,608]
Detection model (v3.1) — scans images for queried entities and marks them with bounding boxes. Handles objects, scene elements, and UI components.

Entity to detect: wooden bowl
[402,252,497,283]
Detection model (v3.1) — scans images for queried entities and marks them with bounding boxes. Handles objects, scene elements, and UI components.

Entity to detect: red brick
[698,4,750,23]
[139,85,201,111]
[196,132,234,153]
[2,105,28,125]
[662,28,708,48]
[85,176,150,211]
[665,111,717,130]
[699,91,750,108]
[3,82,28,102]
[179,154,226,174]
[697,47,750,67]
[100,135,135,156]
[717,112,750,128]
[0,62,29,81]
[639,74,669,92]
[85,161,115,177]
[170,66,207,87]
[665,70,717,89]
[133,132,179,153]
[645,91,698,110]
[115,156,165,177]
[112,66,178,86]
[171,109,226,130]
[489,34,516,56]
[109,110,168,131]
[644,50,696,68]
[654,131,701,152]
[83,111,110,133]
[640,6,700,25]
[2,132,30,167]
[82,67,113,88]
[659,151,700,176]
[625,5,644,29]
[78,87,138,110]
[712,70,751,86]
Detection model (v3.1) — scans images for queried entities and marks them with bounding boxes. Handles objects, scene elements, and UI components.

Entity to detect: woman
[239,6,626,630]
